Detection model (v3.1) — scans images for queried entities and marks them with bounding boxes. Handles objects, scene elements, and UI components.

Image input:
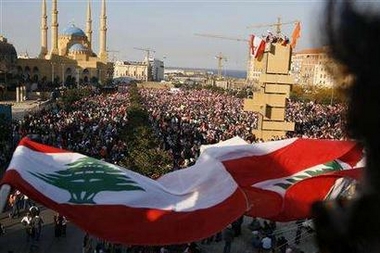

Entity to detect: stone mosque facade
[16,0,110,86]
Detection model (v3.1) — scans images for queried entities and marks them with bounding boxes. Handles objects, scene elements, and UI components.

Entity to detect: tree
[29,157,145,204]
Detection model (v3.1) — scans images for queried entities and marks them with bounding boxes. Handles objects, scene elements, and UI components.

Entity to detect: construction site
[196,18,301,141]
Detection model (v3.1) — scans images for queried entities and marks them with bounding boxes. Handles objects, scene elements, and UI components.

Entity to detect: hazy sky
[1,0,328,70]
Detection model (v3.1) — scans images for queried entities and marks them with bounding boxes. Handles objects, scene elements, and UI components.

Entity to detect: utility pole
[133,47,155,81]
[215,52,227,79]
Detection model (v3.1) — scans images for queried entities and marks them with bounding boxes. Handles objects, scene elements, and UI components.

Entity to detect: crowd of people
[0,86,349,252]
[285,100,347,140]
[138,88,347,169]
[13,92,130,165]
[139,88,259,169]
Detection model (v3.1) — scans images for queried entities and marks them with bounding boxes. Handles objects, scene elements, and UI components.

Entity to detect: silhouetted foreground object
[312,1,380,253]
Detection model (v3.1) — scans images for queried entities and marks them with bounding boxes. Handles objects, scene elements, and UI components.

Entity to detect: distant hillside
[166,67,247,79]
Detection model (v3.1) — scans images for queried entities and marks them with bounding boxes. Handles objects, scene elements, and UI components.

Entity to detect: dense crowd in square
[0,86,347,252]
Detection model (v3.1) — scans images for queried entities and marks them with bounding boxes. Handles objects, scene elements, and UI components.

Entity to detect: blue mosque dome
[69,43,89,53]
[62,24,86,37]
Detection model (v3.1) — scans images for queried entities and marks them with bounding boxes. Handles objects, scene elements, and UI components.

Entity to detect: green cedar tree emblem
[273,160,344,190]
[29,157,145,204]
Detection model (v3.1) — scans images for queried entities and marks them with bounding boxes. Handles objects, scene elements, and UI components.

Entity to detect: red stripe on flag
[1,170,248,245]
[243,187,283,218]
[273,169,362,221]
[222,138,362,221]
[222,138,360,186]
[19,137,68,153]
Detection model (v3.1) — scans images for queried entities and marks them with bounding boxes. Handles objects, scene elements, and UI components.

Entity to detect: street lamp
[61,63,65,87]
[50,62,54,83]
[76,67,80,86]
[98,69,102,85]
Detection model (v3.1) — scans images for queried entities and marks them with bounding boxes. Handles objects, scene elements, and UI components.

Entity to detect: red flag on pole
[249,34,266,58]
[291,21,301,49]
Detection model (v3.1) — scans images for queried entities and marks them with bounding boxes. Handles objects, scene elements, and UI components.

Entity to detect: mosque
[14,0,110,87]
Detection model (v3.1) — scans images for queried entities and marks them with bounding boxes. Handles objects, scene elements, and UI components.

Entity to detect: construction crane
[194,33,248,43]
[106,50,120,62]
[195,33,251,79]
[215,52,227,79]
[133,47,156,81]
[247,17,300,35]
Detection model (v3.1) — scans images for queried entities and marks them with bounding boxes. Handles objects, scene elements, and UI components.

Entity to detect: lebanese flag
[0,138,247,245]
[1,137,364,244]
[249,34,266,58]
[199,137,364,221]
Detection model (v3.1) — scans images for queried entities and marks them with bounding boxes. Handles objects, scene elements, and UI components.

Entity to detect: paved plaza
[0,204,319,253]
[1,99,44,121]
[0,206,83,253]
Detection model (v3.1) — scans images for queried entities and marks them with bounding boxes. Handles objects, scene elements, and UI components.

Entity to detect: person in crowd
[61,215,67,237]
[222,225,235,253]
[54,212,63,238]
[32,212,44,241]
[232,216,244,237]
[183,242,200,253]
[82,233,90,253]
[262,220,273,235]
[260,234,273,253]
[251,231,262,251]
[277,236,288,253]
[0,223,5,235]
[8,191,21,219]
[20,212,34,242]
[248,217,262,232]
[22,194,31,210]
[29,204,39,217]
[8,193,16,219]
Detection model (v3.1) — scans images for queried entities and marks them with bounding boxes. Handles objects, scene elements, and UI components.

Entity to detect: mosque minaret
[98,0,108,61]
[50,0,59,55]
[39,0,48,58]
[86,0,93,50]
[15,0,109,87]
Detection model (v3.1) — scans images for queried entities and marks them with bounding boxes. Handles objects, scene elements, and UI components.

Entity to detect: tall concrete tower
[50,0,59,55]
[86,0,93,50]
[98,0,108,62]
[39,0,48,58]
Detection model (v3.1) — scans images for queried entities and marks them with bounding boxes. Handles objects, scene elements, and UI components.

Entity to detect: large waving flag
[0,138,247,245]
[0,137,363,245]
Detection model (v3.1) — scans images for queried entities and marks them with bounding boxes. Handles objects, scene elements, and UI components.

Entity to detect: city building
[14,0,110,88]
[0,36,18,88]
[291,47,336,88]
[114,58,164,82]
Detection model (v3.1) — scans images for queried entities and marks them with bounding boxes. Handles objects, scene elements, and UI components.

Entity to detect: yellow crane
[194,33,248,43]
[215,52,227,79]
[133,47,156,81]
[247,17,300,35]
[194,33,251,79]
[195,19,300,80]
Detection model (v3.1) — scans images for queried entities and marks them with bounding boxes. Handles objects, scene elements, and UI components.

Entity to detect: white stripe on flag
[9,146,239,212]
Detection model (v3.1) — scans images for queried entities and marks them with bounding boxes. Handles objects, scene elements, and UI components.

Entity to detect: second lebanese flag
[199,137,364,221]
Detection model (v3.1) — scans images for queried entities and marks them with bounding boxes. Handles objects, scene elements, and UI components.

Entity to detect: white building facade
[113,58,164,82]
